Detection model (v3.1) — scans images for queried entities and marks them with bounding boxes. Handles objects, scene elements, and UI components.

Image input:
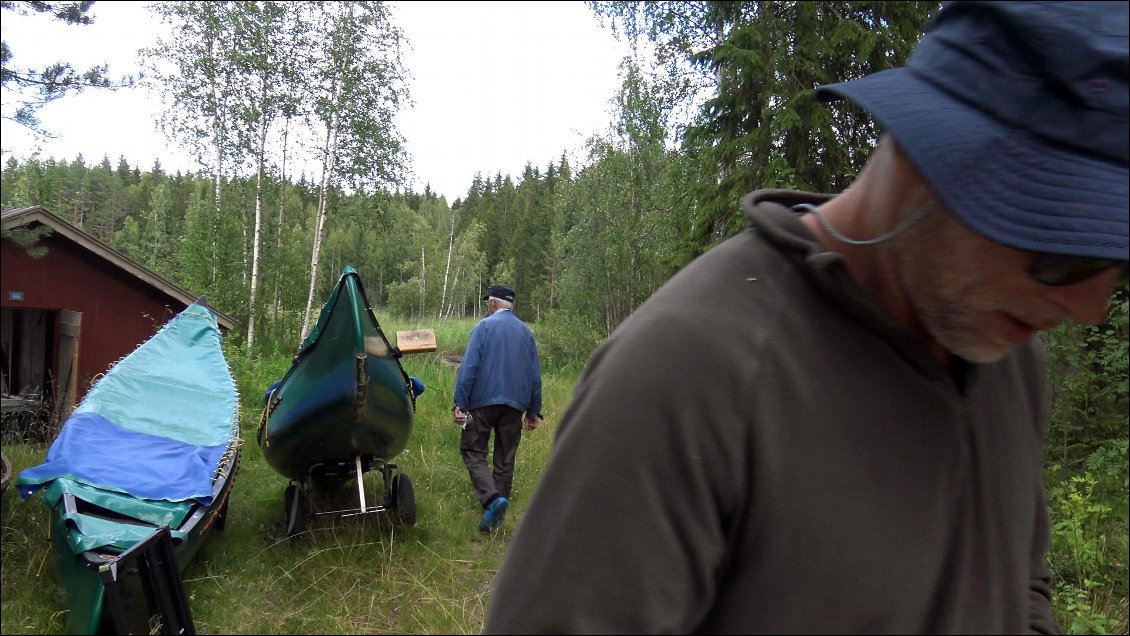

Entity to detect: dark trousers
[460,404,523,509]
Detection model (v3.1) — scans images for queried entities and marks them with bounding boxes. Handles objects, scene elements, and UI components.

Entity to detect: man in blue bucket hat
[486,2,1127,633]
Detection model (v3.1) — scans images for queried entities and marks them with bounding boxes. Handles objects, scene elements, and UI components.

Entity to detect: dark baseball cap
[482,285,515,302]
[816,1,1128,261]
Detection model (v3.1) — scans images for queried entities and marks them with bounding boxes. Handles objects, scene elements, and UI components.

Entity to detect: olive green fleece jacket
[484,190,1061,634]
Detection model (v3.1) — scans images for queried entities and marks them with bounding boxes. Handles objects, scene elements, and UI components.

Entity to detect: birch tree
[443,220,487,318]
[438,204,456,320]
[145,1,244,286]
[553,60,677,333]
[300,1,411,338]
[228,1,310,349]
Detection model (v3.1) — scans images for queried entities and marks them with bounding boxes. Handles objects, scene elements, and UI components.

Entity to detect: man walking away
[453,284,543,533]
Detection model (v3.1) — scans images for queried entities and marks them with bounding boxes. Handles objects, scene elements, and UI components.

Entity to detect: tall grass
[0,316,579,635]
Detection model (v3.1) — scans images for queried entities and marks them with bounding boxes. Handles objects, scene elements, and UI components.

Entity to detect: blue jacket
[454,309,542,419]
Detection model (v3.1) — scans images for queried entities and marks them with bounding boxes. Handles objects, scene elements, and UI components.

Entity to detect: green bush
[528,310,605,372]
[1045,437,1129,634]
[222,343,296,428]
[1042,289,1128,634]
[1044,292,1129,470]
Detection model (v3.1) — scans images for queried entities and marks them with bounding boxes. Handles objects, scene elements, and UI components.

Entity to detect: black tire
[284,483,306,537]
[389,473,416,527]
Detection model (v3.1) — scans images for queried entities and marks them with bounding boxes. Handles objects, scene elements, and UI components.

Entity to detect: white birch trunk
[272,116,290,326]
[438,207,456,320]
[271,116,291,325]
[419,245,426,319]
[240,199,249,288]
[210,39,223,286]
[301,79,343,340]
[445,264,463,319]
[212,131,222,286]
[247,109,269,348]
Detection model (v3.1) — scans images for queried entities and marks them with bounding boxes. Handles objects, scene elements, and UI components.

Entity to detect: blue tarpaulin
[16,412,227,504]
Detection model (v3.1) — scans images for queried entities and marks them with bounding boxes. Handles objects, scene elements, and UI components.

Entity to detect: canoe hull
[259,267,413,481]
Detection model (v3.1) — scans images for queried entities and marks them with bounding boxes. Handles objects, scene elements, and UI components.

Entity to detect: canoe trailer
[281,454,416,537]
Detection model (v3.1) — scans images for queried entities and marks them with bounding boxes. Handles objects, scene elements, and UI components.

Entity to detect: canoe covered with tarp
[15,298,241,635]
[257,266,418,534]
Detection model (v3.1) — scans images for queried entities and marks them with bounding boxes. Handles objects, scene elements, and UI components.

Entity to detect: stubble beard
[894,227,1019,365]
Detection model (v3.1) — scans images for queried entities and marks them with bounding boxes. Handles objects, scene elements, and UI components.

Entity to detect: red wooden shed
[1,205,236,435]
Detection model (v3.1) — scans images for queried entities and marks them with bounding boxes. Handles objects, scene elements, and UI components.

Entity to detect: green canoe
[257,266,417,535]
[16,298,241,634]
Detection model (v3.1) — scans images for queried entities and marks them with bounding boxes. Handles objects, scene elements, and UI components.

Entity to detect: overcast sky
[0,1,632,202]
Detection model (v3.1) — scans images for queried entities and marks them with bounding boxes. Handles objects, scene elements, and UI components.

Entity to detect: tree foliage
[591,0,937,261]
[1,0,133,134]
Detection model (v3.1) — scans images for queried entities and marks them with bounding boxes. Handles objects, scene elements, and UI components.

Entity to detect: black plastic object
[99,526,196,635]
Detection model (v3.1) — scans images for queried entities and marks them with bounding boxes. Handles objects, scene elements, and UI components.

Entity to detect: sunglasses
[1028,252,1129,287]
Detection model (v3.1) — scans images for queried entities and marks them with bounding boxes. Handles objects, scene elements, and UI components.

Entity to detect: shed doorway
[1,307,80,441]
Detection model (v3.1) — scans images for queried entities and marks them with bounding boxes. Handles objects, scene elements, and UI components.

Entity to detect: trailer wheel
[389,473,416,527]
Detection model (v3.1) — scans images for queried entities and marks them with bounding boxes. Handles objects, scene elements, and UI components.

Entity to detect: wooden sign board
[395,329,437,354]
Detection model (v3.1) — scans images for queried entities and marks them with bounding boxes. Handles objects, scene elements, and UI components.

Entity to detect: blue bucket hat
[816,1,1129,261]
